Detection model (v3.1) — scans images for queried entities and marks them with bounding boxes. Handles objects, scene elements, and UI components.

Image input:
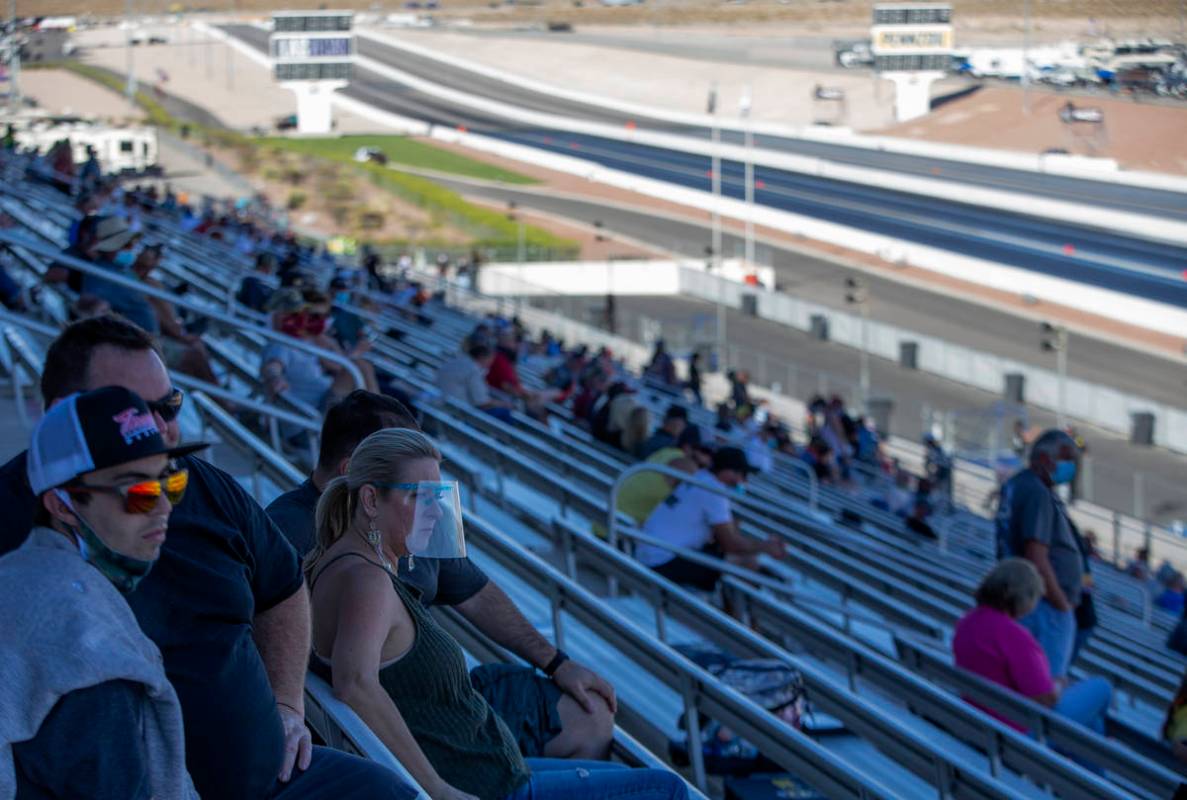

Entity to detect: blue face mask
[1051,459,1077,485]
[112,247,139,269]
[335,291,351,305]
[734,484,747,496]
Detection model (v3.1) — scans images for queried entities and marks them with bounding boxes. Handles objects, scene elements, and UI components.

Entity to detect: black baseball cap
[712,446,754,475]
[664,404,689,422]
[28,386,208,495]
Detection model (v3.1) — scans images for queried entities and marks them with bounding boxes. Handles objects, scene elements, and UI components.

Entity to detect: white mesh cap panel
[27,394,96,495]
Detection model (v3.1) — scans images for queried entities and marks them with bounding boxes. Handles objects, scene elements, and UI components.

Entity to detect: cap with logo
[711,446,754,476]
[27,386,208,496]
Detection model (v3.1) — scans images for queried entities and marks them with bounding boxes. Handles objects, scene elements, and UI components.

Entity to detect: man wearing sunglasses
[0,385,205,799]
[0,315,416,800]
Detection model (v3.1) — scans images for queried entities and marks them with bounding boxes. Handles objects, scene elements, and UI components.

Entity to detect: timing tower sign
[269,11,354,134]
[871,3,952,121]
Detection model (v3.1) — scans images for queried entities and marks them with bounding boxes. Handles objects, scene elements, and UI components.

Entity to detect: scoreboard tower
[871,3,953,122]
[269,11,354,134]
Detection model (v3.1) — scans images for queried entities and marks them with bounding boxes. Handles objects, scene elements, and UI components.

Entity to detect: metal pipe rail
[432,606,711,800]
[890,634,1183,799]
[304,674,429,800]
[460,512,903,800]
[1,324,44,430]
[0,231,367,390]
[187,391,305,501]
[549,517,1141,800]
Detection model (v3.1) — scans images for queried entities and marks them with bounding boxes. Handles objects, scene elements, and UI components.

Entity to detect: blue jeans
[503,758,689,800]
[1054,677,1112,735]
[1019,599,1076,679]
[269,745,418,800]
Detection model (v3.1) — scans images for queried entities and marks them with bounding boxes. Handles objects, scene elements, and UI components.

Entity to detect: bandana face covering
[56,490,155,594]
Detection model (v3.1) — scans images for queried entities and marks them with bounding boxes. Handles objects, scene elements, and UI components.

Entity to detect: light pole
[845,276,870,412]
[1041,322,1069,428]
[1022,0,1032,115]
[740,85,755,268]
[708,83,726,373]
[507,201,525,315]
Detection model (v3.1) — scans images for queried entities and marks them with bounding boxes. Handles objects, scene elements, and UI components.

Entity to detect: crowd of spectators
[2,142,1182,796]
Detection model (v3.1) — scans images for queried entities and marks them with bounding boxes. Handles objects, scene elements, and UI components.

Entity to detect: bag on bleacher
[668,645,807,776]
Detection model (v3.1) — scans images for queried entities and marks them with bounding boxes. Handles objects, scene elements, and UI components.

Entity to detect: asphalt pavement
[228,24,1187,221]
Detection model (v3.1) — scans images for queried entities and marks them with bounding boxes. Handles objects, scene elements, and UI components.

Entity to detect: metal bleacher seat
[2,153,1183,799]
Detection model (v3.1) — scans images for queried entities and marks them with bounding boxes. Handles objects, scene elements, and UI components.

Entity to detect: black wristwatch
[543,649,570,678]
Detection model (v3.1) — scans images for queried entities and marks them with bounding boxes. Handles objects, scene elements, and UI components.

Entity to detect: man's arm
[456,581,617,713]
[1024,540,1071,611]
[253,585,314,781]
[711,520,784,558]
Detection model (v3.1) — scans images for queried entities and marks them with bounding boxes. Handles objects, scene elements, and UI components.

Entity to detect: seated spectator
[572,367,608,424]
[619,405,651,460]
[0,315,415,799]
[237,252,277,312]
[953,559,1111,734]
[600,426,707,536]
[636,447,785,592]
[261,288,379,410]
[131,244,220,386]
[545,350,586,404]
[924,433,953,504]
[1157,559,1182,589]
[269,393,616,765]
[639,405,688,460]
[79,216,159,335]
[486,329,555,418]
[1158,574,1186,616]
[1125,547,1151,581]
[0,386,204,800]
[728,370,752,415]
[603,391,640,451]
[306,429,685,800]
[904,478,937,539]
[802,436,840,484]
[436,344,513,422]
[714,402,734,434]
[743,422,779,475]
[1163,671,1187,764]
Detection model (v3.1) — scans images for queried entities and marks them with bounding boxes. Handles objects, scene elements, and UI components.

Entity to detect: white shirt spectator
[436,352,491,408]
[637,469,732,567]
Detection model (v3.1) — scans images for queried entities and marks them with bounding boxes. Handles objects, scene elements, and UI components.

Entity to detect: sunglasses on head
[147,388,184,423]
[69,468,190,515]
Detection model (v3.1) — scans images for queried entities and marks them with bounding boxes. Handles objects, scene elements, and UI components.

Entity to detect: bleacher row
[0,158,1183,800]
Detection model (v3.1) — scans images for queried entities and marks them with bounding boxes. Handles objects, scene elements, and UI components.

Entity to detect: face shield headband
[379,481,467,562]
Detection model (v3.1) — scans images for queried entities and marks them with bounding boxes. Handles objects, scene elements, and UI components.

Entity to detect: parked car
[275,114,298,131]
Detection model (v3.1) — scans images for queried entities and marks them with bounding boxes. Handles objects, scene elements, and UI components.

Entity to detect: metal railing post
[679,675,708,792]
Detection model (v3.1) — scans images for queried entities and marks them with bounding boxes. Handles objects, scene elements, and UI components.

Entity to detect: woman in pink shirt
[953,558,1111,734]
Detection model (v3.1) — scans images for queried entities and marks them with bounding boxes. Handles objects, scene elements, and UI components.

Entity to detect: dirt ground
[21,1,1183,42]
[878,85,1187,175]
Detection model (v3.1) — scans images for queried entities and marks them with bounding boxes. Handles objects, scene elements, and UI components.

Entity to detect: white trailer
[14,120,158,174]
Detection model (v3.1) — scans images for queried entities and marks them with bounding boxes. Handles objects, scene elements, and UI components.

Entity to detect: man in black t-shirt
[268,390,619,761]
[0,316,414,800]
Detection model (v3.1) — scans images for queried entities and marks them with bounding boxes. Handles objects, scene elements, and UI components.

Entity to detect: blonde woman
[305,428,688,800]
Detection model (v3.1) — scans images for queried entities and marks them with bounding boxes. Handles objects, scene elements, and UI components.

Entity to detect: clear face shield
[383,481,467,560]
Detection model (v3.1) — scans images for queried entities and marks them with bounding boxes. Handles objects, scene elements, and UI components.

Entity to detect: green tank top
[312,553,530,799]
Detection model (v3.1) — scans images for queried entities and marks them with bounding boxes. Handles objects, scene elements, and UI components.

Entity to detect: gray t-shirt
[997,468,1083,606]
[261,342,333,410]
[436,354,491,407]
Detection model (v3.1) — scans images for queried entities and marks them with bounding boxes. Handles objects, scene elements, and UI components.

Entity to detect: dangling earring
[407,553,415,572]
[366,517,393,571]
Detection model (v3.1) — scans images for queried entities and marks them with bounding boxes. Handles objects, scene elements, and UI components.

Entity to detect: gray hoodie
[0,527,198,800]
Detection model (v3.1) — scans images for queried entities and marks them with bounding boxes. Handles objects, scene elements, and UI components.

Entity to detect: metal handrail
[890,632,1183,798]
[607,463,772,573]
[549,517,1146,800]
[461,511,902,799]
[0,231,366,389]
[304,674,429,799]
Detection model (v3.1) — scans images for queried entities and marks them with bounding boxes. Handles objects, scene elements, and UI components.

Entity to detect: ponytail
[306,476,353,578]
[305,428,443,580]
